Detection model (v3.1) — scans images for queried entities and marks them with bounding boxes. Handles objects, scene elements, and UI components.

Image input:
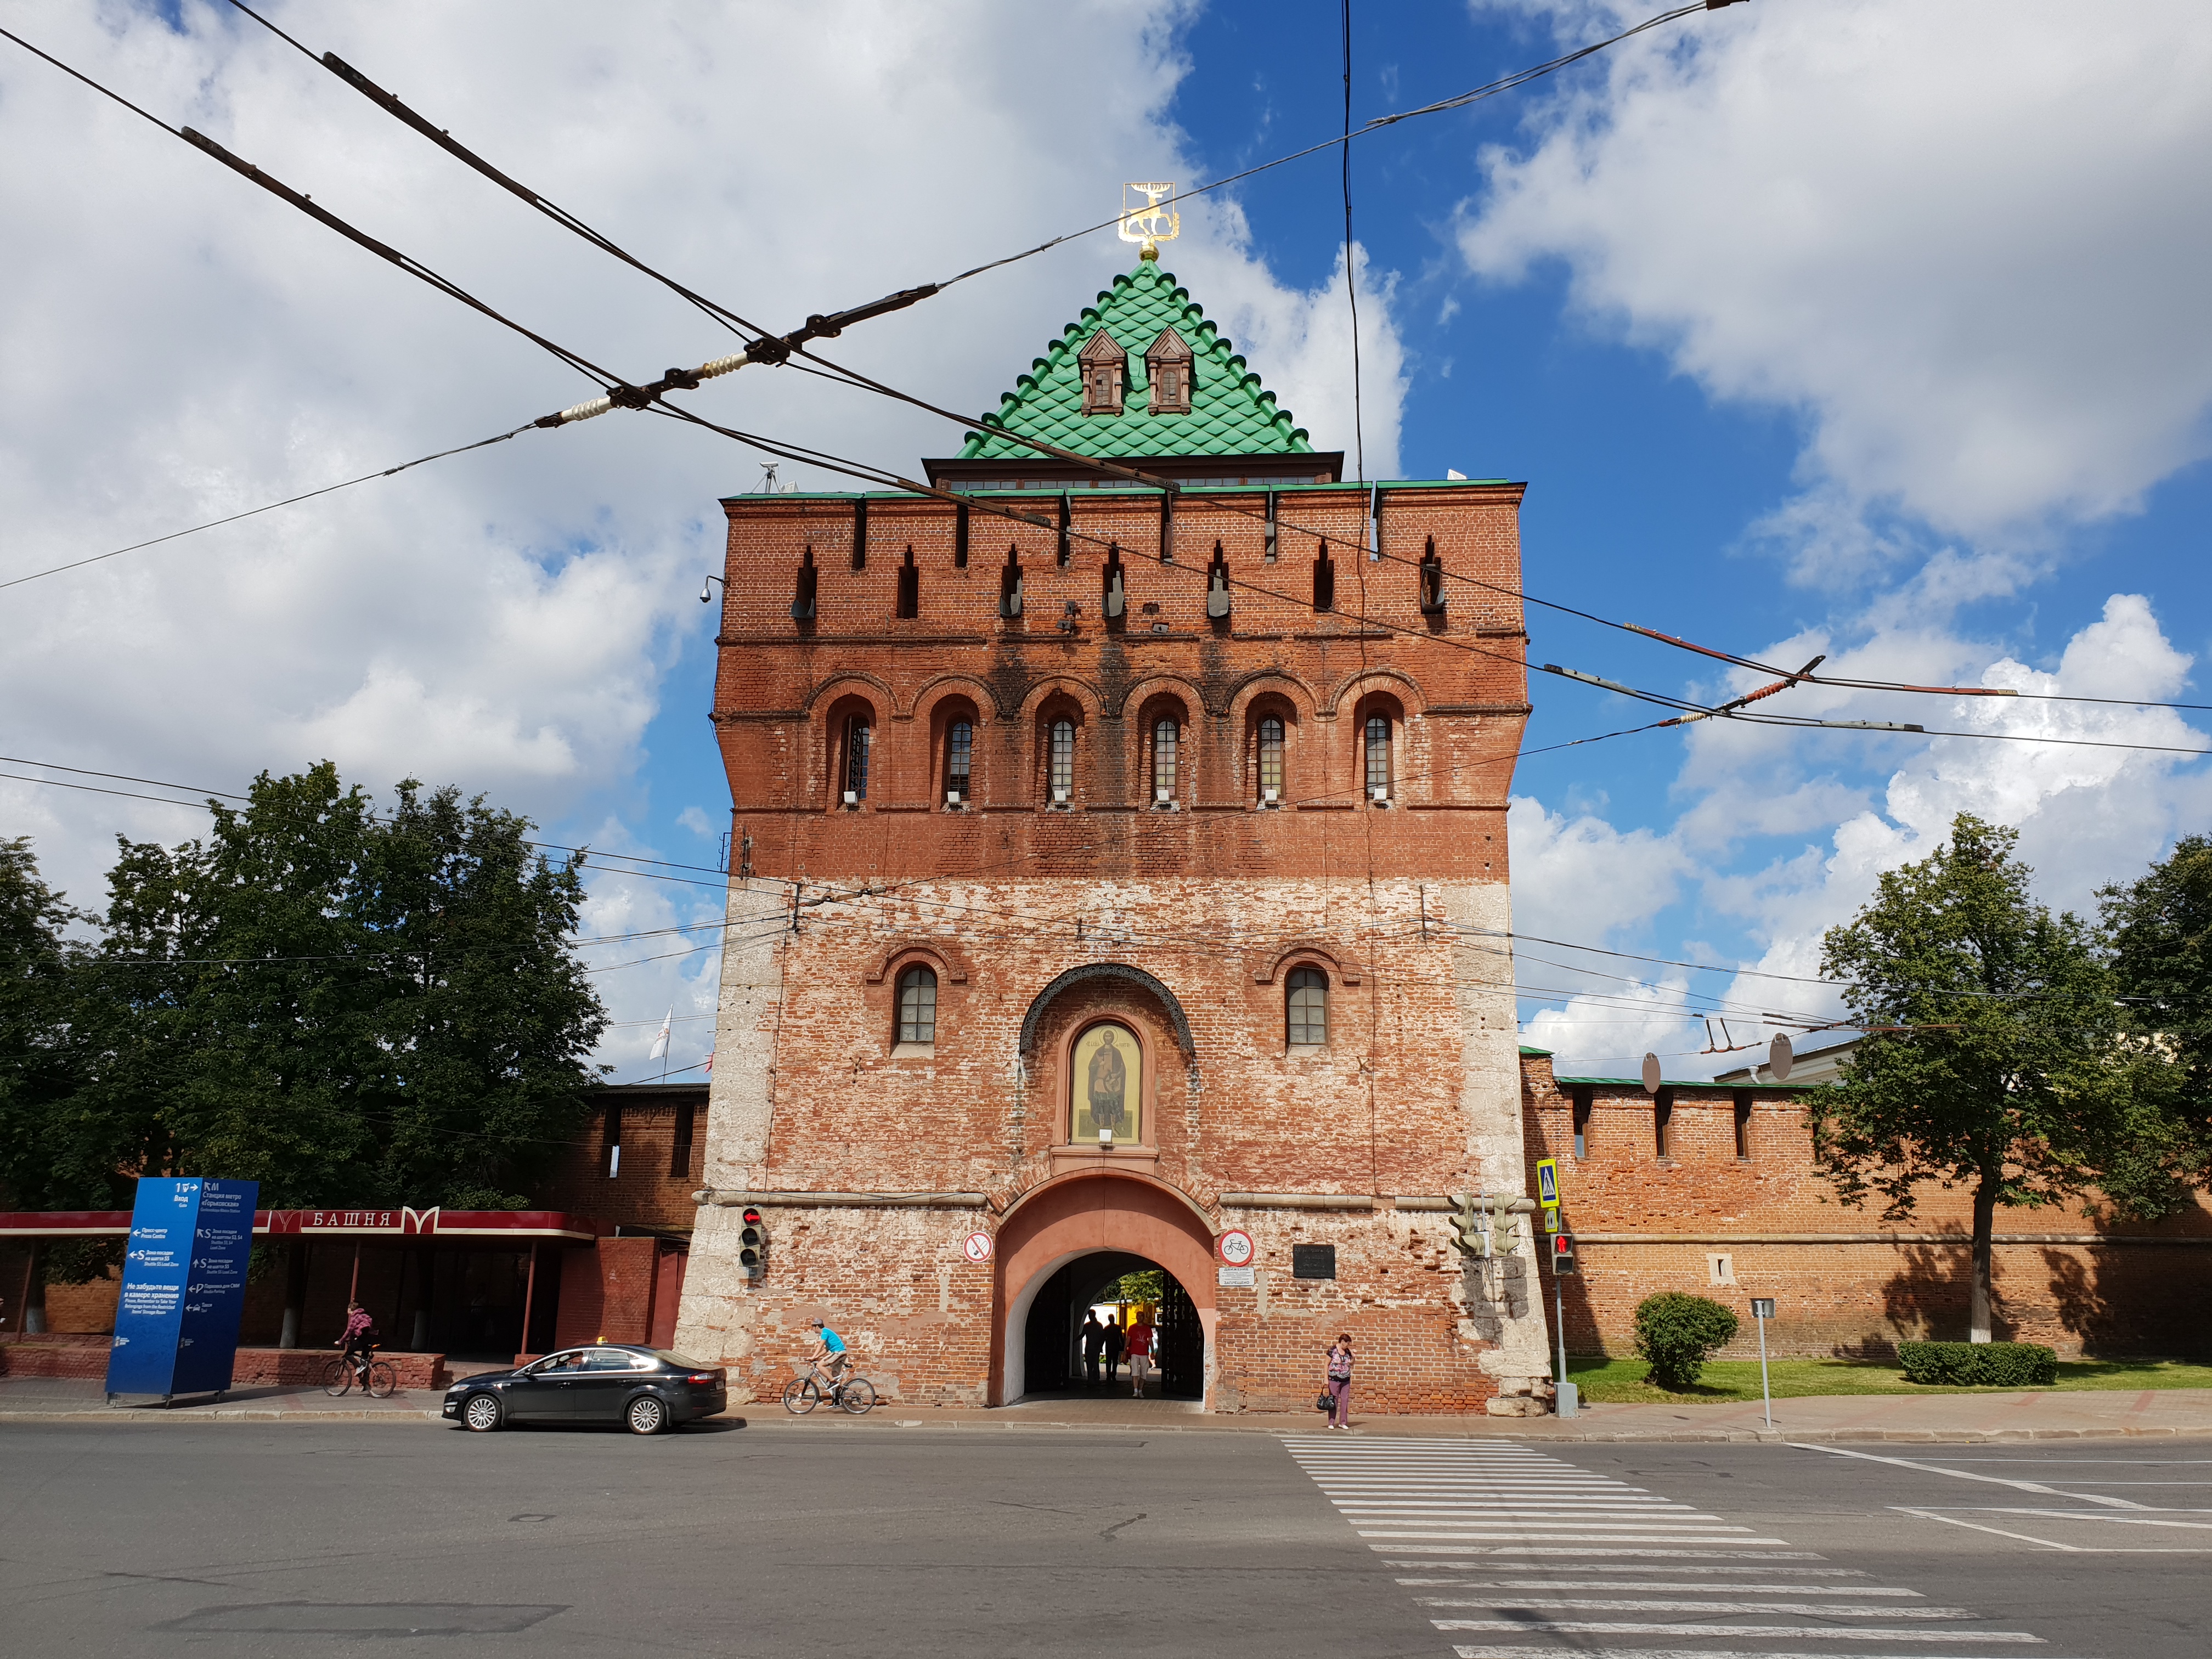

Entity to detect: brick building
[674,254,1557,1412]
[1521,1046,2212,1360]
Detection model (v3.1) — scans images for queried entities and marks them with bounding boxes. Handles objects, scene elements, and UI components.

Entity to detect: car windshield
[655,1351,713,1370]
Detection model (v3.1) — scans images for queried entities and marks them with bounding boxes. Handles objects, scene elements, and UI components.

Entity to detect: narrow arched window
[945,719,973,803]
[1049,718,1075,801]
[897,964,938,1045]
[1364,714,1391,800]
[1286,967,1328,1046]
[1152,718,1179,800]
[1257,715,1285,802]
[844,715,871,803]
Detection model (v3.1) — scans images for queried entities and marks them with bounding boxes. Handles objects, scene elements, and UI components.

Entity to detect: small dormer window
[1144,326,1194,415]
[1077,329,1127,416]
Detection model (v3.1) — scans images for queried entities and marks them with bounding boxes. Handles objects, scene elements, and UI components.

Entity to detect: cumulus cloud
[1516,595,2211,1074]
[0,0,1410,1051]
[1459,0,2212,569]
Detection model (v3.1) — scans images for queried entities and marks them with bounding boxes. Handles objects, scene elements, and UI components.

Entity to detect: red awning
[0,1207,610,1242]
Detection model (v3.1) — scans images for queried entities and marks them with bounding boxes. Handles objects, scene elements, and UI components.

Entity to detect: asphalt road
[1,1418,2204,1658]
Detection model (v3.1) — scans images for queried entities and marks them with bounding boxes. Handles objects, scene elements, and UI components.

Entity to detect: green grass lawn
[1566,1354,2212,1405]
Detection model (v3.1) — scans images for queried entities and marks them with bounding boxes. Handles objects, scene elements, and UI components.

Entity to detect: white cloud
[1514,595,2211,1071]
[1459,0,2212,568]
[0,1,1410,1051]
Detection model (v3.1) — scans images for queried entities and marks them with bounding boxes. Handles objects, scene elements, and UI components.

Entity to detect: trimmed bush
[1896,1341,2058,1387]
[1633,1292,1741,1391]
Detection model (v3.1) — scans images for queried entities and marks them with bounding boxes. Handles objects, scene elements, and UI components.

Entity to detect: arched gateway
[671,252,1560,1417]
[992,1171,1218,1405]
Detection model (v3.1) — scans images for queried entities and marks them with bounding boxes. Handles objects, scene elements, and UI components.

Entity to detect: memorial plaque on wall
[1290,1243,1337,1280]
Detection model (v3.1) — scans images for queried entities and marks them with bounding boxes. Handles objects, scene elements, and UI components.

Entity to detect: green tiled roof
[958,261,1312,461]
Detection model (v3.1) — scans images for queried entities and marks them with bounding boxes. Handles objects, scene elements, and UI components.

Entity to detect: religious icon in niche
[1071,1022,1141,1144]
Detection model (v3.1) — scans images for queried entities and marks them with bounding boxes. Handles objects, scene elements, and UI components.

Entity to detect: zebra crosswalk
[1280,1437,2063,1659]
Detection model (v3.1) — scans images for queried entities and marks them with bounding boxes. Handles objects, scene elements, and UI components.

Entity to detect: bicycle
[321,1342,398,1400]
[781,1358,876,1415]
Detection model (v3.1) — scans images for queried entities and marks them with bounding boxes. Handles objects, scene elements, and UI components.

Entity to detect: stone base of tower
[674,1179,1554,1415]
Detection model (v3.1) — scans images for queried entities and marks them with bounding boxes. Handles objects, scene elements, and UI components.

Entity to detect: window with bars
[945,718,973,802]
[1364,713,1391,798]
[1257,715,1285,802]
[896,964,938,1045]
[1286,967,1328,1046]
[1048,718,1075,800]
[1152,718,1179,799]
[844,715,871,802]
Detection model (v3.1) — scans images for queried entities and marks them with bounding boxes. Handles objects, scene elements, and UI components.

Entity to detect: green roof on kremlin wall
[957,261,1312,462]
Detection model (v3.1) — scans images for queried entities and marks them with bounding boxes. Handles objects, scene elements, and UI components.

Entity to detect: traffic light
[1448,1193,1489,1259]
[738,1206,768,1279]
[1550,1232,1577,1276]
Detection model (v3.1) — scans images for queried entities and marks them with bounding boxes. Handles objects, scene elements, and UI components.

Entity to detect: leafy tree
[67,763,606,1209]
[0,839,91,1199]
[2099,836,2212,1215]
[1812,814,2120,1343]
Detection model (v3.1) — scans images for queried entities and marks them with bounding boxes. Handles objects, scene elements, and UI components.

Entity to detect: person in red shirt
[336,1302,375,1379]
[1125,1315,1156,1397]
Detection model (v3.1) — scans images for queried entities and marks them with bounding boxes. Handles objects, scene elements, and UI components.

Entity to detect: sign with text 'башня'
[106,1177,258,1397]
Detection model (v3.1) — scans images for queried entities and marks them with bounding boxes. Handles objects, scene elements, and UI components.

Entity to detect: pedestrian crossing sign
[1536,1158,1559,1209]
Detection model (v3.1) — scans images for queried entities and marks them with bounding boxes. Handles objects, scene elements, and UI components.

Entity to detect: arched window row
[826,704,1406,810]
[885,965,1339,1060]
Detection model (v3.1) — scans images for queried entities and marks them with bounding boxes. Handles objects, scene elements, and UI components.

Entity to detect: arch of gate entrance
[991,1170,1218,1407]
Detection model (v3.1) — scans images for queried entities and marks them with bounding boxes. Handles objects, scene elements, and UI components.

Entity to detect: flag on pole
[703,1052,714,1074]
[647,1008,673,1062]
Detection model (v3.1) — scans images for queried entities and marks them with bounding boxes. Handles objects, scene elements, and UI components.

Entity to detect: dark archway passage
[1019,1250,1202,1400]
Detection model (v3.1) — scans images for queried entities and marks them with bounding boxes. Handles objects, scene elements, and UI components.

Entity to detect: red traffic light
[742,1206,763,1225]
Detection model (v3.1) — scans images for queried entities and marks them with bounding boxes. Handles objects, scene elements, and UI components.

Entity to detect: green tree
[2098,836,2212,1215]
[1812,813,2119,1344]
[81,763,606,1208]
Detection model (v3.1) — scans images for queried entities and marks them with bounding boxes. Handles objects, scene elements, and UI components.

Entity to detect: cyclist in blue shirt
[805,1319,849,1386]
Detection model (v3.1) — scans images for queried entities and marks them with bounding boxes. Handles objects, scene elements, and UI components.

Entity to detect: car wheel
[626,1393,669,1436]
[462,1392,503,1432]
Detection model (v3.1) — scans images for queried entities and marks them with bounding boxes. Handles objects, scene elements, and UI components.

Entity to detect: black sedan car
[443,1345,727,1435]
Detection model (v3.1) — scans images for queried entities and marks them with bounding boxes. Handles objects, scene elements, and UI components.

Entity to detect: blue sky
[5,1,2208,1082]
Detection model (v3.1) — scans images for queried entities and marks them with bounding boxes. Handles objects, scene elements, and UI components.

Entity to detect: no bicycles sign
[962,1232,994,1263]
[1216,1229,1255,1267]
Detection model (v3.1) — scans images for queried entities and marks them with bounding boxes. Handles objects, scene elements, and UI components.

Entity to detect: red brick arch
[989,1169,1219,1406]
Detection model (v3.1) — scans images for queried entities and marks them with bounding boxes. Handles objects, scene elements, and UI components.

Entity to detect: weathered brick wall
[1521,1052,2212,1358]
[674,479,1555,1414]
[532,1085,708,1233]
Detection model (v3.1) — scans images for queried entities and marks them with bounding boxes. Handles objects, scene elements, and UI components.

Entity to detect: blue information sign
[106,1177,259,1399]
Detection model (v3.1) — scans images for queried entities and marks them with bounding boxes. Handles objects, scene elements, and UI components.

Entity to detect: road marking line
[1413,1598,1976,1618]
[1447,1647,2077,1659]
[1792,1444,2150,1510]
[1396,1579,1921,1595]
[1376,1546,1822,1560]
[1430,1621,2042,1643]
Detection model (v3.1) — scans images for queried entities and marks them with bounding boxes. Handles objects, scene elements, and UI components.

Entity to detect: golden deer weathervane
[1119,182,1180,259]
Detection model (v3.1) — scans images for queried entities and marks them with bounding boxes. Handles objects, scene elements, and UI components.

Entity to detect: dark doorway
[1019,1251,1201,1401]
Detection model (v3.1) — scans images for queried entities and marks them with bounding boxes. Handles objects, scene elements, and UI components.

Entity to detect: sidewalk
[0,1375,441,1423]
[6,1373,2209,1439]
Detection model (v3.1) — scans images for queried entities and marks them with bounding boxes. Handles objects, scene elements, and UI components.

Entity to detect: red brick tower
[675,255,1556,1413]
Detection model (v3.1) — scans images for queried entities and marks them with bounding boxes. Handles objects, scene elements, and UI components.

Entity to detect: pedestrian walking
[1325,1333,1353,1429]
[1103,1315,1124,1380]
[1126,1314,1156,1397]
[1081,1310,1105,1384]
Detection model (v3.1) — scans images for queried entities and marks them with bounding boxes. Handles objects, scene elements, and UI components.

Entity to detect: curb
[3,1408,2207,1443]
[0,1408,443,1424]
